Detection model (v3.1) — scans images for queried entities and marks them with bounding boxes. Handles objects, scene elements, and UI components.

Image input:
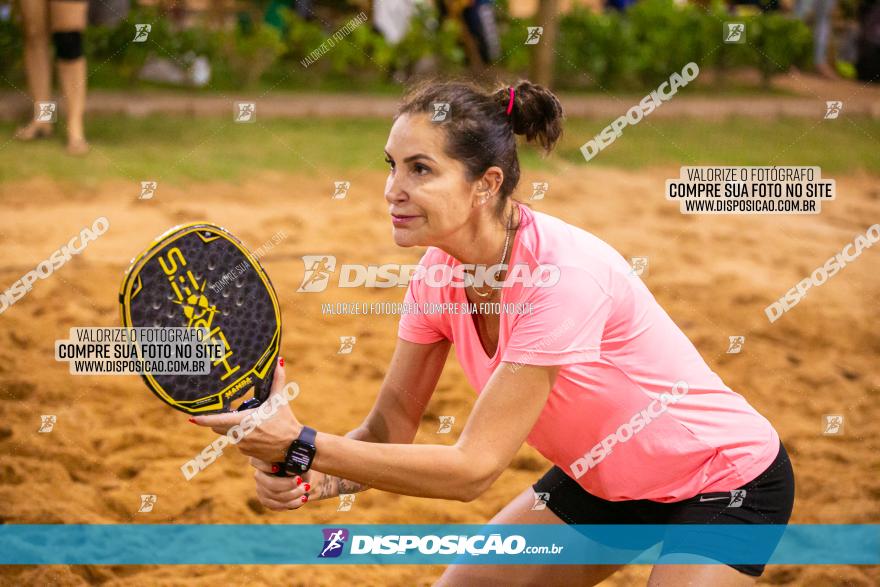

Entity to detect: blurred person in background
[265,0,316,25]
[795,0,839,77]
[605,0,638,12]
[727,0,780,11]
[856,0,880,82]
[439,0,500,70]
[373,0,418,46]
[14,0,90,155]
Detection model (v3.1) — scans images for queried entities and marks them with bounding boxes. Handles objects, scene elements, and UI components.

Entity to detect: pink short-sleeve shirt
[398,203,779,502]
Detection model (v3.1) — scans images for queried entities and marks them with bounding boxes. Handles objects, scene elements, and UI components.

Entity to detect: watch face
[286,442,315,472]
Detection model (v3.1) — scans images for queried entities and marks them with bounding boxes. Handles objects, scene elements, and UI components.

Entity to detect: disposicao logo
[318,528,349,558]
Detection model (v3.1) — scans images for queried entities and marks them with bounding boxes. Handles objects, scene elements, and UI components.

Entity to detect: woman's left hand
[191,358,302,463]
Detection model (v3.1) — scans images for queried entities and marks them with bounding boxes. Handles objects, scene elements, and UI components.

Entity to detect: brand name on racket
[160,247,241,382]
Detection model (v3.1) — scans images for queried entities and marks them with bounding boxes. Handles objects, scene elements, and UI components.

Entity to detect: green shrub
[555,0,812,90]
[280,7,328,65]
[392,4,465,74]
[86,6,225,84]
[497,16,535,75]
[749,12,813,84]
[626,0,717,85]
[557,7,641,89]
[0,15,22,83]
[320,16,395,76]
[220,23,285,88]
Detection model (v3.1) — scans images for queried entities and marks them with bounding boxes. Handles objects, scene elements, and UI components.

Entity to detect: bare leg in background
[50,0,89,155]
[15,0,53,140]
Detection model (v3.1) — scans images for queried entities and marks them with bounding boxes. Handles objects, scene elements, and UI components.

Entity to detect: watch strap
[298,425,316,447]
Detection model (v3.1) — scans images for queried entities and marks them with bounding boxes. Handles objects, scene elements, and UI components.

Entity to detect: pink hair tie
[505,87,515,115]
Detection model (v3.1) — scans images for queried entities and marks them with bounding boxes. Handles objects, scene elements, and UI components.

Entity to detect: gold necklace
[470,206,515,299]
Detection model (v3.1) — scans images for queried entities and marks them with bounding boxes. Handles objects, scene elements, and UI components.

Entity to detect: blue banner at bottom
[0,525,876,565]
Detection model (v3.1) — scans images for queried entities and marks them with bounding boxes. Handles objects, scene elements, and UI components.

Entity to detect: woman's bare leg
[648,557,756,586]
[15,0,53,139]
[433,486,622,586]
[49,0,89,154]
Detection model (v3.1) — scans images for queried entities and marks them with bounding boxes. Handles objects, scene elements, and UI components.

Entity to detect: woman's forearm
[315,426,376,499]
[313,396,437,499]
[312,432,489,502]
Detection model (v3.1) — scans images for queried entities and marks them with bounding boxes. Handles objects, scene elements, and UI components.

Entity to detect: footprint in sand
[0,381,35,401]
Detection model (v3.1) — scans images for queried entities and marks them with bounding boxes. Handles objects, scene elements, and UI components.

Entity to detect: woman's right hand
[249,458,326,510]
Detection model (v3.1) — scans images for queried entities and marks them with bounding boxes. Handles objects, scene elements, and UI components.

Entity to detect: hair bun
[498,81,564,153]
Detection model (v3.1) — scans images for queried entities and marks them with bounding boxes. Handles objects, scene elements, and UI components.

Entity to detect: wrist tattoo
[322,475,368,497]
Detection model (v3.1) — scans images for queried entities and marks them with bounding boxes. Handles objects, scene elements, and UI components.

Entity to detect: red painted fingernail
[188,418,196,424]
[304,483,310,492]
[295,476,302,486]
[301,495,308,503]
[271,465,279,473]
[279,357,285,367]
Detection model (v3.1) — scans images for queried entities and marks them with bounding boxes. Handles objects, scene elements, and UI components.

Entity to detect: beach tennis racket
[119,223,281,416]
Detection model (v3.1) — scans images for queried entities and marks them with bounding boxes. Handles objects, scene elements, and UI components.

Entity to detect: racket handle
[236,398,288,477]
[271,463,290,477]
[236,398,262,411]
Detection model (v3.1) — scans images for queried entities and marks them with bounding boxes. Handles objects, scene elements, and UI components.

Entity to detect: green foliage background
[0,1,813,92]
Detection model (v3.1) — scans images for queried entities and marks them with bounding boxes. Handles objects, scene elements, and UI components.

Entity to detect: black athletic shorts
[532,441,795,577]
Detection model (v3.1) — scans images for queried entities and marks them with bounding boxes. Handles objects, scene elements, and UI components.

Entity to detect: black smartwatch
[282,426,317,476]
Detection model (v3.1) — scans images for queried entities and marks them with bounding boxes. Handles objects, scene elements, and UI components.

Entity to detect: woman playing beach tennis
[194,79,794,586]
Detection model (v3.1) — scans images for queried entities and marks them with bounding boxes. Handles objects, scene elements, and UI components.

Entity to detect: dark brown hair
[394,78,564,220]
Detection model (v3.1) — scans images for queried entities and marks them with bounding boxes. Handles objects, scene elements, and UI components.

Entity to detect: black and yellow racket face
[119,223,281,415]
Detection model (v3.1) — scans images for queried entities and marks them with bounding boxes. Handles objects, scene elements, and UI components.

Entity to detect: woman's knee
[23,23,49,45]
[51,30,84,61]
